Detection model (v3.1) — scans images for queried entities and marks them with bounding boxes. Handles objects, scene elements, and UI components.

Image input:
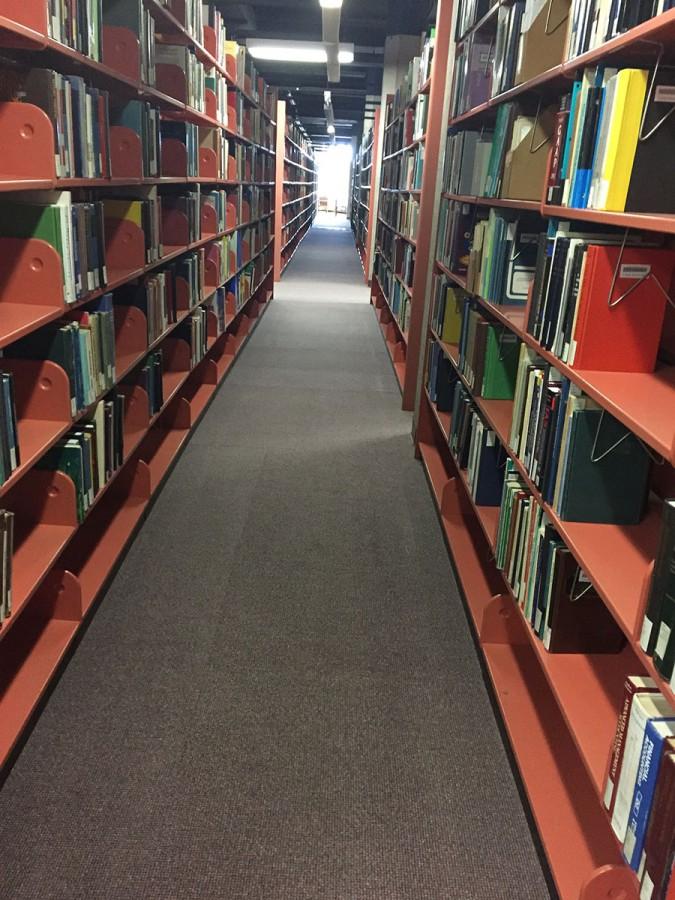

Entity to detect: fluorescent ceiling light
[320,0,343,7]
[247,39,354,64]
[327,124,335,134]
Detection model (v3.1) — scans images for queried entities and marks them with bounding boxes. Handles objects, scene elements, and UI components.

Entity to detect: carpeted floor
[0,215,552,900]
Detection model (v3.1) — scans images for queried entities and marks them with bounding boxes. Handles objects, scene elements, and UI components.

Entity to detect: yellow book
[440,287,463,344]
[224,40,239,58]
[103,199,143,227]
[596,68,648,212]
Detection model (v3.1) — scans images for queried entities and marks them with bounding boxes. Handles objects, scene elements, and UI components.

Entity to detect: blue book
[560,81,581,187]
[623,717,675,872]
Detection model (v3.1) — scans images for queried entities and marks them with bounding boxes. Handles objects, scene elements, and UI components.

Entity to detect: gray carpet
[0,214,551,900]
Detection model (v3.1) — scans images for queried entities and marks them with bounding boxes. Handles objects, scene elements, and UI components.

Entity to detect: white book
[611,693,675,841]
[587,70,618,209]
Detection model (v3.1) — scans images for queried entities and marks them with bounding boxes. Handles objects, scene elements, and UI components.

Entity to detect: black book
[625,70,675,214]
[436,357,458,413]
[528,233,553,339]
[541,236,570,350]
[641,499,675,656]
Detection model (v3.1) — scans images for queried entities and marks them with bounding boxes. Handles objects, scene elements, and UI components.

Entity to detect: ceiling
[216,0,435,146]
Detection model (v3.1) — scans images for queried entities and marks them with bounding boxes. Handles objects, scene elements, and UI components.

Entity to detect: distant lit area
[316,144,353,215]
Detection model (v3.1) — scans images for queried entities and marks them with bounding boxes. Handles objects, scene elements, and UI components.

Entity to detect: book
[624,720,675,872]
[0,373,20,487]
[605,676,659,816]
[640,751,675,899]
[612,692,675,841]
[0,510,14,624]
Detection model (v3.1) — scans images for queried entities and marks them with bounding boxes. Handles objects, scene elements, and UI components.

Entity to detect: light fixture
[327,124,335,134]
[319,0,342,7]
[246,39,354,65]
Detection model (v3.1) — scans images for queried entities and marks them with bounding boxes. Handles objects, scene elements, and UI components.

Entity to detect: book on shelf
[123,349,164,415]
[641,501,675,678]
[0,373,20,487]
[427,341,459,413]
[50,0,102,60]
[450,386,507,504]
[161,121,199,178]
[604,676,660,816]
[162,193,201,245]
[491,1,524,99]
[9,294,116,416]
[624,720,675,873]
[640,749,675,900]
[0,192,106,302]
[564,1,675,61]
[549,64,675,213]
[103,187,162,264]
[495,460,626,648]
[111,100,160,179]
[466,209,541,305]
[203,4,227,66]
[155,44,205,112]
[177,306,208,367]
[437,199,473,276]
[455,0,492,41]
[457,300,519,398]
[431,277,465,345]
[611,691,674,843]
[526,223,675,372]
[37,393,125,522]
[102,0,156,84]
[0,510,14,625]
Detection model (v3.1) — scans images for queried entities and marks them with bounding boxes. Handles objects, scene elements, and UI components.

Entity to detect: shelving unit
[370,25,448,410]
[350,109,382,284]
[0,0,277,769]
[414,1,675,898]
[273,102,317,280]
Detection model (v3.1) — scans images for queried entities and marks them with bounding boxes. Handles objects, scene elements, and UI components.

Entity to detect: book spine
[605,679,658,814]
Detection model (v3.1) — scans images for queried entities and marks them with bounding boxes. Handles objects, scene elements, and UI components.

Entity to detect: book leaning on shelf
[450,386,507,505]
[495,459,626,651]
[38,394,125,523]
[0,511,14,625]
[0,192,106,303]
[161,122,200,178]
[0,373,20,487]
[123,349,164,416]
[103,187,162,265]
[111,100,160,179]
[9,294,116,417]
[427,341,459,413]
[155,44,206,112]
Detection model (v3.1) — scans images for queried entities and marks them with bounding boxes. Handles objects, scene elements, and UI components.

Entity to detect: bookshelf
[415,1,675,898]
[273,101,317,280]
[350,109,382,284]
[0,0,277,769]
[370,26,448,409]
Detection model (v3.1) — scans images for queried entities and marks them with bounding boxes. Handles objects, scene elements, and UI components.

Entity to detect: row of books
[510,348,650,524]
[454,0,493,41]
[465,208,540,305]
[375,256,412,334]
[125,349,163,416]
[457,300,519,400]
[604,677,675,896]
[232,96,275,150]
[383,98,428,157]
[230,143,276,183]
[184,307,208,368]
[450,384,506,505]
[285,120,313,158]
[228,244,273,313]
[0,374,19,488]
[380,146,425,192]
[385,29,436,124]
[526,222,675,373]
[156,44,205,113]
[548,65,675,214]
[38,393,125,522]
[565,0,675,60]
[496,460,625,650]
[11,294,116,417]
[378,194,419,241]
[228,42,278,119]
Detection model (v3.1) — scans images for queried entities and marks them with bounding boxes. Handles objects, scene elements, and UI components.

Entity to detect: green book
[481,326,519,399]
[0,201,66,295]
[38,440,87,522]
[557,409,650,524]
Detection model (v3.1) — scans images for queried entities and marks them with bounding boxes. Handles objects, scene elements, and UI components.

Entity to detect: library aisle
[0,217,550,900]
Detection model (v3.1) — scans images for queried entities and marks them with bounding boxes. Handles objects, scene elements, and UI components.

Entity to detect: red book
[570,245,675,372]
[641,751,675,900]
[604,676,658,816]
[664,851,675,900]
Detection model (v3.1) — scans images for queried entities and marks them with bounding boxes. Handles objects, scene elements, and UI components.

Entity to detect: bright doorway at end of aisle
[316,144,352,215]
